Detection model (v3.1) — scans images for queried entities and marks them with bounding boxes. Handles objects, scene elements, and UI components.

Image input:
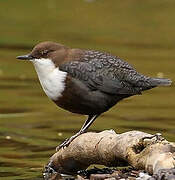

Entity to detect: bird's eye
[41,50,49,56]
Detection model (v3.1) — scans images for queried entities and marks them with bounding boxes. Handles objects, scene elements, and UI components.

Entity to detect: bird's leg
[80,114,99,133]
[56,114,100,151]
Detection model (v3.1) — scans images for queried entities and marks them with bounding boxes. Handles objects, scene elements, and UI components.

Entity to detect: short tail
[150,78,172,87]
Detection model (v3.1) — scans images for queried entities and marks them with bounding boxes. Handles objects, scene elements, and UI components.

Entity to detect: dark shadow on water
[0,107,31,114]
[0,161,35,168]
[0,171,21,177]
[1,152,52,159]
[0,84,33,89]
[0,138,55,152]
[34,124,52,129]
[120,116,175,122]
[119,125,167,132]
[0,44,32,51]
[121,105,175,110]
[0,77,37,82]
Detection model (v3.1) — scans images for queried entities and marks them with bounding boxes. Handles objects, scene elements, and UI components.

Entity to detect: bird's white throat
[32,58,67,100]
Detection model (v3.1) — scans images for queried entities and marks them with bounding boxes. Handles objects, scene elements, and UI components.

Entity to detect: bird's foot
[56,132,82,151]
[43,161,57,180]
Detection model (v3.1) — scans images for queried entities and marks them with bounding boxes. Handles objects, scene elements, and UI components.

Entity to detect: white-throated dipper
[17,41,172,150]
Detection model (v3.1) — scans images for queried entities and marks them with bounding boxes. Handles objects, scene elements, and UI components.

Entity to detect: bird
[17,41,172,151]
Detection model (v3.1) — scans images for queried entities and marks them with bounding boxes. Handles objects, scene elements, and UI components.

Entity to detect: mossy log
[44,130,175,179]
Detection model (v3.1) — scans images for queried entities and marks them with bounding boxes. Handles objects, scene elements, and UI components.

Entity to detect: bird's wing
[60,50,151,95]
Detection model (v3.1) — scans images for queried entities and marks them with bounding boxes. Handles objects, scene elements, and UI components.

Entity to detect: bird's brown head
[17,41,66,62]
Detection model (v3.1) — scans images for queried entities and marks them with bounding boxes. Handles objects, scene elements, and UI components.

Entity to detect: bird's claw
[43,161,57,180]
[56,138,70,151]
[56,132,82,151]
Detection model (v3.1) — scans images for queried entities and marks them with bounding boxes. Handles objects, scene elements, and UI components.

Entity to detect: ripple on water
[0,171,21,178]
[0,107,40,118]
[0,108,30,114]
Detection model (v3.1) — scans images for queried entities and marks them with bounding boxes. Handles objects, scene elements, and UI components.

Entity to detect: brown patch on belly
[53,76,92,115]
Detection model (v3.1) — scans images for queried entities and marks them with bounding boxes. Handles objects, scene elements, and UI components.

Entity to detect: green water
[0,0,175,179]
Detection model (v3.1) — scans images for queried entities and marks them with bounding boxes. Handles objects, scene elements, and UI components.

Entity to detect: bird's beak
[16,54,34,60]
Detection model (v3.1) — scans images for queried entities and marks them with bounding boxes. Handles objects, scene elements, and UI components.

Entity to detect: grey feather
[60,50,171,95]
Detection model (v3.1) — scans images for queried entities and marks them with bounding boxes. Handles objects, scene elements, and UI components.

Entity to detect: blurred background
[0,0,174,179]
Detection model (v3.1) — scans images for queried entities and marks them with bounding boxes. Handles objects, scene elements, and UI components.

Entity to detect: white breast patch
[32,58,67,101]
